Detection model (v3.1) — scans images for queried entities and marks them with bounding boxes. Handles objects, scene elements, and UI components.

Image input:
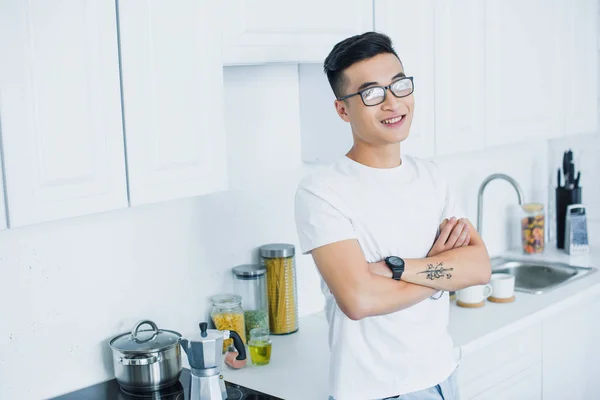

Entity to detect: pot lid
[110,320,181,352]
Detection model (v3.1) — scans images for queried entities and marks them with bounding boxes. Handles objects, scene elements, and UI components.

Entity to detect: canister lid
[109,320,181,353]
[259,243,295,258]
[522,203,544,213]
[232,264,266,278]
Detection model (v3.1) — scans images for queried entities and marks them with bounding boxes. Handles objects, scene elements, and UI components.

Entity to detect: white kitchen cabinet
[471,363,542,400]
[222,0,373,65]
[118,0,228,206]
[542,291,600,399]
[457,323,542,399]
[0,0,128,227]
[565,0,598,136]
[0,159,7,230]
[434,0,485,156]
[375,0,435,159]
[484,0,565,147]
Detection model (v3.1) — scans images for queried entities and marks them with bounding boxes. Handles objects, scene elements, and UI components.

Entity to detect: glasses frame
[337,76,414,107]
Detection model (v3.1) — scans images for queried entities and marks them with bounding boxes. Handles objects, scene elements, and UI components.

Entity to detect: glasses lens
[361,87,385,106]
[391,79,413,98]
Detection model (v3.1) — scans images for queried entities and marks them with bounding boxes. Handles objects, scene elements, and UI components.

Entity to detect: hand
[427,217,471,257]
[368,261,393,278]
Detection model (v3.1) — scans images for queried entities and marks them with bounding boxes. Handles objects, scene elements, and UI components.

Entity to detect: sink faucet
[477,174,525,235]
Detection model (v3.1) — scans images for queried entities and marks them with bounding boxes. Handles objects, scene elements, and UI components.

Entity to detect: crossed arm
[310,217,491,321]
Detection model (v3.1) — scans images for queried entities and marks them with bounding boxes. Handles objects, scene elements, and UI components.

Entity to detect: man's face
[334,53,414,146]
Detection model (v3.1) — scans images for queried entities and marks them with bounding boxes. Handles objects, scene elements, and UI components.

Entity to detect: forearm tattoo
[418,262,453,280]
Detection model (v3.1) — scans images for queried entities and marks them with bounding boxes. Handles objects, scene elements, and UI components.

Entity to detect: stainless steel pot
[109,320,182,392]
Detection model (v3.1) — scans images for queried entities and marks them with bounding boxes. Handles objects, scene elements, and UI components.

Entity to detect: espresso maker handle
[228,330,247,361]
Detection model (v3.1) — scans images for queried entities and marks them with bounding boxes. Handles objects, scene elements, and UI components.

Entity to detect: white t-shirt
[294,155,464,400]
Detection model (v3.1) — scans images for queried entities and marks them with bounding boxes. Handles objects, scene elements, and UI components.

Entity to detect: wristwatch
[384,256,405,280]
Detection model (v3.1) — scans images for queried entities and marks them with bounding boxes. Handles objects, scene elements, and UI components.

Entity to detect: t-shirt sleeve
[294,178,357,255]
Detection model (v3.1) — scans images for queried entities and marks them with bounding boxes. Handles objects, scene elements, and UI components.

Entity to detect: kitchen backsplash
[0,63,595,399]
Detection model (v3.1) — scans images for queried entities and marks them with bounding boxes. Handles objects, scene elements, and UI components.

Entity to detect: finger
[446,220,466,248]
[463,233,471,247]
[438,217,457,244]
[455,225,469,247]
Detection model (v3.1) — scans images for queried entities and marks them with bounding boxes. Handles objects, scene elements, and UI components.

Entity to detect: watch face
[388,256,403,267]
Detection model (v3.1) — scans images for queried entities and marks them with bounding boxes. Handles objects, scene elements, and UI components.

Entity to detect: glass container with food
[232,264,269,339]
[521,203,545,254]
[259,243,298,335]
[210,294,246,353]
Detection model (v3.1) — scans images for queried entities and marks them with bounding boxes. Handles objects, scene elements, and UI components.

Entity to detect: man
[294,32,491,400]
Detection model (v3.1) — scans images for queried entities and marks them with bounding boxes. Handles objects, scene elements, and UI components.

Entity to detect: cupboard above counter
[0,0,228,229]
[297,0,599,163]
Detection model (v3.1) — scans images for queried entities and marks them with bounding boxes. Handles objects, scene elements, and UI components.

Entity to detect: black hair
[323,32,401,99]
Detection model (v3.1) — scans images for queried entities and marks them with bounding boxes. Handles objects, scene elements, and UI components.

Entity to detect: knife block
[555,187,582,249]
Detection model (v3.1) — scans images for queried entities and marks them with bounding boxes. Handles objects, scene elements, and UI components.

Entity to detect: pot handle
[120,355,158,366]
[131,320,159,343]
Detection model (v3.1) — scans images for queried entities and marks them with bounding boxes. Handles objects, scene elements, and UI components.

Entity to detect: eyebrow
[356,72,406,91]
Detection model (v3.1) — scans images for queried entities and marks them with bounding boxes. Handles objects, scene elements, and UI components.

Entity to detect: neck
[346,141,402,169]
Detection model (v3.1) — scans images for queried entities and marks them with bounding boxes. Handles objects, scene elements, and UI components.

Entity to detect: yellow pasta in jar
[212,313,246,353]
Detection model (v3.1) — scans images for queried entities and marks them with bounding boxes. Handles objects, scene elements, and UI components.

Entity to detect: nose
[380,90,407,112]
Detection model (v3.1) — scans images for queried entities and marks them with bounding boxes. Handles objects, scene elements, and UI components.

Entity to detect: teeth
[382,116,403,124]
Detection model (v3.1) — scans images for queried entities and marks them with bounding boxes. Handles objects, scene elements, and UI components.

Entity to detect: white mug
[490,273,515,299]
[457,284,493,304]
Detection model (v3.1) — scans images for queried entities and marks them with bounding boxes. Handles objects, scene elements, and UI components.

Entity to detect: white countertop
[223,248,600,400]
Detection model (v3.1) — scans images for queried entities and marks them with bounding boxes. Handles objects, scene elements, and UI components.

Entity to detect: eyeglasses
[338,77,414,106]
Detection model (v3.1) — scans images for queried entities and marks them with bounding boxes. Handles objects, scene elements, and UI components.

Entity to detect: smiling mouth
[381,115,405,125]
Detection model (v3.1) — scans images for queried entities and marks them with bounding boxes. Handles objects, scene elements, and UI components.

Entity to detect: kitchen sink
[491,257,597,294]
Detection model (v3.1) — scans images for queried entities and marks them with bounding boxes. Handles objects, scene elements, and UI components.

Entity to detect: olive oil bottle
[248,327,272,366]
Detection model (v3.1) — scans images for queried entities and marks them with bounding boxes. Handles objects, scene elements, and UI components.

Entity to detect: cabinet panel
[471,363,541,400]
[484,0,565,146]
[565,0,598,136]
[434,0,485,155]
[542,291,600,400]
[458,323,542,399]
[0,155,6,230]
[223,0,373,64]
[375,0,435,158]
[118,0,228,205]
[0,0,128,227]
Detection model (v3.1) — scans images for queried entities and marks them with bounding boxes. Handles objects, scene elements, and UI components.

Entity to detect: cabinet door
[434,0,485,156]
[223,0,373,65]
[118,0,228,206]
[375,0,435,158]
[565,0,598,136]
[471,363,542,400]
[542,291,600,399]
[484,0,565,147]
[0,0,128,227]
[0,159,6,230]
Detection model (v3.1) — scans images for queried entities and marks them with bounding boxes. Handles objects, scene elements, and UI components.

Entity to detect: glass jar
[521,203,545,254]
[232,264,269,339]
[248,327,272,366]
[259,243,298,335]
[210,294,246,353]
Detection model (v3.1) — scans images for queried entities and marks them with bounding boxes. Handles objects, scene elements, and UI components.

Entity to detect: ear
[334,99,351,123]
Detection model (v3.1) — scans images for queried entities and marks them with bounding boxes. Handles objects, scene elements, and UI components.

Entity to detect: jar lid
[109,320,181,353]
[232,264,266,278]
[522,203,544,213]
[211,293,242,307]
[259,243,295,258]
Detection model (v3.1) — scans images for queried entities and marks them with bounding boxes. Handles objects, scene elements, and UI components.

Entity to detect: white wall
[0,63,593,400]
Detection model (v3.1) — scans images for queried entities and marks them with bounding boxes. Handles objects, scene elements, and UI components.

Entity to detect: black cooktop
[50,369,284,400]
